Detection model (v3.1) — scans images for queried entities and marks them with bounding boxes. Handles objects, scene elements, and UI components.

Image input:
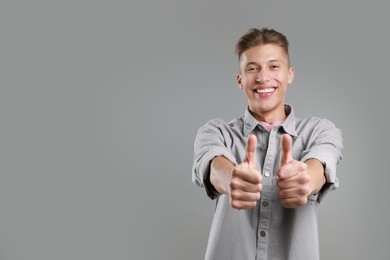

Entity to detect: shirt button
[264,171,270,177]
[260,231,266,237]
[262,200,269,207]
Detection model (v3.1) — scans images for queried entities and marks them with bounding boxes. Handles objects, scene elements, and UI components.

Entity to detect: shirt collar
[280,105,297,137]
[243,104,297,137]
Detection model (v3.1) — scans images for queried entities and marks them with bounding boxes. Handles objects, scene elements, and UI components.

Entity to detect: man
[192,28,343,260]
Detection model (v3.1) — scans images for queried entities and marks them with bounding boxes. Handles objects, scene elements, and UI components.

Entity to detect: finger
[278,184,310,199]
[232,167,262,185]
[245,135,257,168]
[277,179,297,190]
[280,134,293,166]
[231,199,258,210]
[231,175,262,192]
[231,189,261,202]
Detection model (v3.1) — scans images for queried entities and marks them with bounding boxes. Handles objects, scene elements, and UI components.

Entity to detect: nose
[256,70,270,83]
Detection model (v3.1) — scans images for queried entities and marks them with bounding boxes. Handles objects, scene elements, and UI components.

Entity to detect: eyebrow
[245,59,283,67]
[245,62,259,67]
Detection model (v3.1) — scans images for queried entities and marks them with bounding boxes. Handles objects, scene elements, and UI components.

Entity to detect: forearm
[210,156,235,195]
[305,158,326,195]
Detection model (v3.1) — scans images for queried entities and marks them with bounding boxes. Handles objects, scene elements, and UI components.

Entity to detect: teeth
[255,88,274,93]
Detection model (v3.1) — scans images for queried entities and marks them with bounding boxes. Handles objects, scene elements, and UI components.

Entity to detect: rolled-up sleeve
[192,119,237,200]
[300,118,343,203]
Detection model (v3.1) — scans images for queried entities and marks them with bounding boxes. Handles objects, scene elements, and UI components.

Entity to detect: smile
[254,88,276,96]
[255,88,275,94]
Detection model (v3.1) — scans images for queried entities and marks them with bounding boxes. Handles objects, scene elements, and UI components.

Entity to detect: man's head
[235,28,294,123]
[235,28,290,65]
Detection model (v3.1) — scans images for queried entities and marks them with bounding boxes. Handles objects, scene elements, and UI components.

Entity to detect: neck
[250,107,286,124]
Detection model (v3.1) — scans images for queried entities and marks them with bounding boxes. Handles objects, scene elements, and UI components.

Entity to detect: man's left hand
[277,134,311,208]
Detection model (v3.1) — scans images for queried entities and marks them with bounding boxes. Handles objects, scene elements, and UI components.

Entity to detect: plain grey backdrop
[1,1,389,259]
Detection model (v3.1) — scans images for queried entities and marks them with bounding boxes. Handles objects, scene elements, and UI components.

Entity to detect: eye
[246,66,259,72]
[270,65,279,70]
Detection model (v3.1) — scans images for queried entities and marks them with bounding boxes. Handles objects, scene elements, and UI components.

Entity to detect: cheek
[274,72,290,84]
[245,75,257,84]
[240,76,252,88]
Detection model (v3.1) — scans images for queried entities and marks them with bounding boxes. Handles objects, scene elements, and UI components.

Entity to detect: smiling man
[192,28,343,260]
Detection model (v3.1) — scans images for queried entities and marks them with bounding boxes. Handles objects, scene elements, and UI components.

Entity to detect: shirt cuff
[301,152,339,204]
[192,148,237,200]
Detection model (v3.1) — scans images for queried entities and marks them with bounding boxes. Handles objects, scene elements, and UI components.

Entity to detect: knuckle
[297,187,304,195]
[244,201,256,209]
[232,168,240,177]
[298,174,310,184]
[230,190,241,199]
[230,180,238,189]
[230,178,243,190]
[298,186,308,196]
[298,197,307,205]
[231,199,242,209]
[252,183,261,193]
[299,162,308,171]
[255,174,262,183]
[277,168,284,178]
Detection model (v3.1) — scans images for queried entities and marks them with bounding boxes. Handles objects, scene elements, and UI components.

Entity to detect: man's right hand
[229,135,262,209]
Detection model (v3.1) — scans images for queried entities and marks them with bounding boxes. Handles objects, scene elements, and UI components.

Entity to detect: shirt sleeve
[300,118,343,203]
[192,119,238,200]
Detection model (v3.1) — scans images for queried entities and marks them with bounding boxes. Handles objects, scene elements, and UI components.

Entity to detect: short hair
[235,28,290,65]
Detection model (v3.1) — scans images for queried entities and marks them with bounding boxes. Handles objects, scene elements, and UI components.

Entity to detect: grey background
[1,1,388,259]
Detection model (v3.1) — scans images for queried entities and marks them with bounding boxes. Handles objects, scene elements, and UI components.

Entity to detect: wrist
[306,158,326,195]
[210,156,234,195]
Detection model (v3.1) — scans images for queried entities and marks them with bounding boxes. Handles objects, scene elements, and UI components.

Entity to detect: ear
[287,67,295,84]
[236,74,243,89]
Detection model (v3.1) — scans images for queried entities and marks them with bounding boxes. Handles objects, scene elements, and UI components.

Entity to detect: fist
[229,135,262,209]
[277,134,311,208]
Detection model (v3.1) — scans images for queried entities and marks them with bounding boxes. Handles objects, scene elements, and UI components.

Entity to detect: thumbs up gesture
[229,135,262,210]
[277,134,311,208]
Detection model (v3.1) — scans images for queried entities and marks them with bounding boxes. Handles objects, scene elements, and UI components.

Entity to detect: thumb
[280,134,293,166]
[245,135,257,168]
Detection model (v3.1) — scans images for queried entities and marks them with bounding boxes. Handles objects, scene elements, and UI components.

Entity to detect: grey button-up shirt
[192,105,343,260]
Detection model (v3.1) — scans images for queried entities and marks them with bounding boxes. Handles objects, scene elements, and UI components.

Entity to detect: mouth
[253,87,277,97]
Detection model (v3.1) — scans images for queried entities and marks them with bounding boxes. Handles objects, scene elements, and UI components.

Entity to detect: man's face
[237,44,294,122]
